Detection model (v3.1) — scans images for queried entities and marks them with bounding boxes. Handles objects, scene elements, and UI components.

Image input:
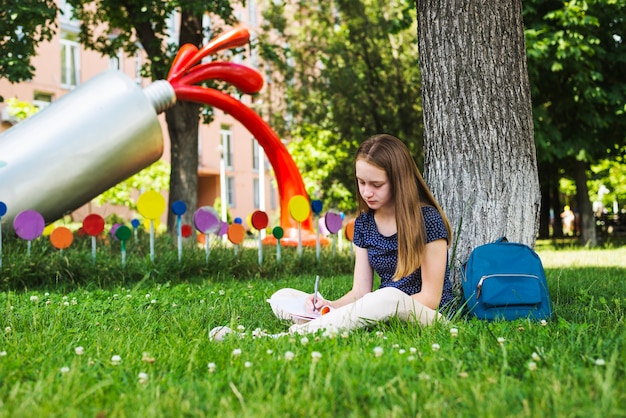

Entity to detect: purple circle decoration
[325,211,343,234]
[193,206,220,234]
[13,210,45,241]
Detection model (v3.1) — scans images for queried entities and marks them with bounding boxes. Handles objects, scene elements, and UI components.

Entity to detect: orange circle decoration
[227,223,246,245]
[50,226,74,249]
[137,191,166,220]
[344,218,355,242]
[251,210,269,230]
[288,195,310,222]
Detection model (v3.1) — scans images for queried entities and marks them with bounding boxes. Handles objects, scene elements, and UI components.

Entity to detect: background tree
[0,0,58,99]
[65,0,240,233]
[416,1,540,277]
[260,0,423,212]
[524,0,626,245]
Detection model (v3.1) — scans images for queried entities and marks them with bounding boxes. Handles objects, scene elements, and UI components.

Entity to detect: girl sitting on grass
[269,133,455,335]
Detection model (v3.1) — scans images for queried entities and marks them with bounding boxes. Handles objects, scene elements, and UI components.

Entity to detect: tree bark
[416,0,540,279]
[572,160,597,246]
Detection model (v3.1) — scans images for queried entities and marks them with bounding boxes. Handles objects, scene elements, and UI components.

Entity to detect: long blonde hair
[354,134,452,280]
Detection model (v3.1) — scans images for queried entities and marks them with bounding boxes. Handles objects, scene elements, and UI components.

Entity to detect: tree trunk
[165,102,200,234]
[572,160,597,246]
[416,0,540,280]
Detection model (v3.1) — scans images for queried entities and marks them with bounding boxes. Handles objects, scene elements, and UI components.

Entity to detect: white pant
[270,287,445,335]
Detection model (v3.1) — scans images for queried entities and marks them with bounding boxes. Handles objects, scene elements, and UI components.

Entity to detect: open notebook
[267,295,332,321]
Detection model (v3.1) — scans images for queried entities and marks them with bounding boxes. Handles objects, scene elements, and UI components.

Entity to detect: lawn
[0,239,624,417]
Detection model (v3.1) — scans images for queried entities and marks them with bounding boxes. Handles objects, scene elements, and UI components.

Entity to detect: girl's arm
[306,246,374,311]
[411,238,448,309]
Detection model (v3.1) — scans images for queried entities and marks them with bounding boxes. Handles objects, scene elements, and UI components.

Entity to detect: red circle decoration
[251,210,269,230]
[181,224,193,238]
[83,214,105,237]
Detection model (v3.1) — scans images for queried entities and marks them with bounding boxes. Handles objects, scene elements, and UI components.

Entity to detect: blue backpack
[461,237,553,321]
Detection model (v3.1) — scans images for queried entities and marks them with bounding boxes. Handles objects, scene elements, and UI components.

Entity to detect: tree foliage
[260,0,422,212]
[0,0,58,87]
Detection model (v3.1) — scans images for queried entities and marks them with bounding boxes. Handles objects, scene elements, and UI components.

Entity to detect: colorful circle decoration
[234,217,243,224]
[0,201,7,217]
[193,206,221,234]
[227,223,246,245]
[344,218,355,242]
[218,221,228,236]
[172,200,187,216]
[181,224,193,238]
[137,191,166,220]
[110,223,122,239]
[131,219,141,229]
[325,211,343,234]
[83,214,105,237]
[50,226,74,249]
[272,226,284,240]
[288,195,310,222]
[251,210,269,230]
[311,199,323,215]
[115,225,132,241]
[13,210,45,241]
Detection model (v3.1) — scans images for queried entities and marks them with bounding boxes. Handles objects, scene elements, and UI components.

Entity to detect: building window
[61,31,80,88]
[109,48,122,71]
[252,138,260,171]
[33,92,53,110]
[227,176,236,207]
[253,178,260,208]
[220,126,233,169]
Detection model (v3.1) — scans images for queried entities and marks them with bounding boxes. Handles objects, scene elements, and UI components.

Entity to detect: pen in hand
[312,275,320,312]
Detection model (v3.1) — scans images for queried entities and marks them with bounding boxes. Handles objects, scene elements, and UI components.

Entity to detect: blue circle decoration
[172,200,187,216]
[131,219,140,229]
[234,217,243,224]
[311,199,323,215]
[0,201,6,217]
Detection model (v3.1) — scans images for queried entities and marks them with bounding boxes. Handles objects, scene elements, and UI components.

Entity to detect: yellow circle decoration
[137,191,166,220]
[288,195,310,223]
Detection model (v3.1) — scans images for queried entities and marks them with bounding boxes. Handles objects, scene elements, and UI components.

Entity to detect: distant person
[561,205,575,236]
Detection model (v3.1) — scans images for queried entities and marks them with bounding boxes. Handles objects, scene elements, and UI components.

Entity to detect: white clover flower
[126,294,132,299]
[458,372,469,378]
[113,294,119,299]
[30,295,39,302]
[244,361,252,368]
[63,296,68,301]
[266,349,274,355]
[540,320,547,326]
[145,294,151,299]
[200,299,205,304]
[71,298,78,305]
[431,343,441,352]
[376,331,384,338]
[252,328,263,338]
[300,337,309,346]
[311,351,322,363]
[232,348,242,357]
[497,337,506,345]
[151,300,157,304]
[373,346,384,357]
[531,352,541,362]
[450,327,459,338]
[528,361,538,371]
[63,301,70,307]
[138,372,149,384]
[60,366,70,374]
[4,327,11,334]
[392,343,400,348]
[0,351,7,357]
[410,347,417,354]
[237,325,245,332]
[407,356,415,362]
[284,351,295,361]
[595,358,606,366]
[219,290,225,296]
[75,346,84,356]
[44,292,50,297]
[111,355,122,365]
[46,300,52,305]
[171,303,177,308]
[341,332,349,339]
[398,349,406,355]
[208,362,216,373]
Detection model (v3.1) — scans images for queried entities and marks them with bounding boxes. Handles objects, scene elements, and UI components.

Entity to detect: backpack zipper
[476,274,540,299]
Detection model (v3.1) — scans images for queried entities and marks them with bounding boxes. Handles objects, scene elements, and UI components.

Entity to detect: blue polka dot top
[353,206,455,311]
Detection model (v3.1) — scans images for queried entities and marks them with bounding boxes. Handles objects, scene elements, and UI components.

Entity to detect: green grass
[0,237,625,417]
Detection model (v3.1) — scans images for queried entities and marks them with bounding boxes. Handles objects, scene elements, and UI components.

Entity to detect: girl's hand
[304,293,328,313]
